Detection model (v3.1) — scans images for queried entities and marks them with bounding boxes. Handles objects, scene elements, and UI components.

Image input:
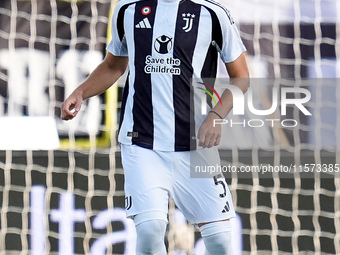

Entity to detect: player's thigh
[171,147,235,224]
[121,144,171,218]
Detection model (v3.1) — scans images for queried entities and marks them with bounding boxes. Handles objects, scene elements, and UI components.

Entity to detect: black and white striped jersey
[107,0,246,151]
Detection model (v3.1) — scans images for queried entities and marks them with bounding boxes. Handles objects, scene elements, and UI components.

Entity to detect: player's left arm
[197,52,249,148]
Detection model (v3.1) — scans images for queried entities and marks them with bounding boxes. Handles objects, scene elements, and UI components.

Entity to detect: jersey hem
[119,141,197,151]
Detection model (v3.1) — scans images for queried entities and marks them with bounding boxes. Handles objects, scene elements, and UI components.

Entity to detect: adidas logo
[222,201,230,213]
[135,18,151,28]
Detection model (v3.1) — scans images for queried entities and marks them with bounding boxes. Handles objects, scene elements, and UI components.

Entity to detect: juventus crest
[182,13,195,32]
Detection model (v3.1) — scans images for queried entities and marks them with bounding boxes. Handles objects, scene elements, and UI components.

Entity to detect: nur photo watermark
[190,78,339,179]
[198,79,311,128]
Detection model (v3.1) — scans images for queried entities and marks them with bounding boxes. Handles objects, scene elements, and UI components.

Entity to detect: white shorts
[121,144,235,224]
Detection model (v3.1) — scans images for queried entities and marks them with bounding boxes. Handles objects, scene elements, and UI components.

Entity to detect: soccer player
[61,0,249,253]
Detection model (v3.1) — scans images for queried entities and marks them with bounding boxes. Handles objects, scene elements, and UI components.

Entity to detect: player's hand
[197,112,222,148]
[61,91,83,120]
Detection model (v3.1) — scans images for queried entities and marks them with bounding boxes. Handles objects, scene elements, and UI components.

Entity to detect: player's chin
[62,115,73,121]
[200,144,214,149]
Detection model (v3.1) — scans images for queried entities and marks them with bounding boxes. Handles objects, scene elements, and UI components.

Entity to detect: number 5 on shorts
[213,174,226,198]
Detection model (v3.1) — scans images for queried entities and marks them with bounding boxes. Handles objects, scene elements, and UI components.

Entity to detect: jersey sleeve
[218,9,246,63]
[106,2,128,57]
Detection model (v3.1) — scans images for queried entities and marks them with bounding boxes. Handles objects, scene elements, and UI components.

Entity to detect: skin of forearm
[211,78,249,119]
[209,52,250,119]
[75,55,128,100]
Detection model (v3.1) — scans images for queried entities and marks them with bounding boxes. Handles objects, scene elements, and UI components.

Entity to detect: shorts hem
[189,214,235,225]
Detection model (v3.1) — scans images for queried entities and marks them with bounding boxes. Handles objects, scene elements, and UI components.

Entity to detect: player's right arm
[61,52,128,120]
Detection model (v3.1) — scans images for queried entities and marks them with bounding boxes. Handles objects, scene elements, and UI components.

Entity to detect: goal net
[0,0,339,255]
